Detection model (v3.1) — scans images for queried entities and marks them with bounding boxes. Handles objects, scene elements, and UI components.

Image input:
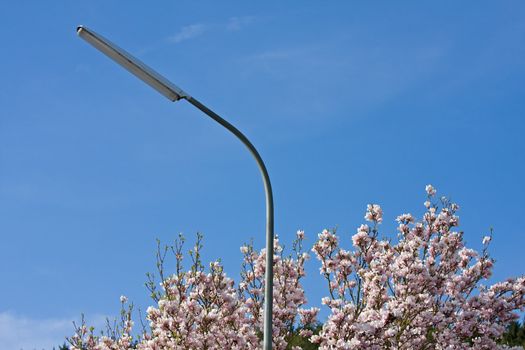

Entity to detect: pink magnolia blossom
[311,186,525,349]
[68,186,524,350]
[69,233,317,350]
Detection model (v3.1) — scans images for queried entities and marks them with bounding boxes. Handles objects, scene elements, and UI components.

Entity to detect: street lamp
[76,26,275,349]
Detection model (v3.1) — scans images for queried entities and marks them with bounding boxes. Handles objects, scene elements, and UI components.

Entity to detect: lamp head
[77,25,188,102]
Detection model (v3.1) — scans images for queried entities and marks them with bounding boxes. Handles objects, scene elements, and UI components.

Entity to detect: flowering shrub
[311,185,525,349]
[68,186,525,349]
[68,233,317,350]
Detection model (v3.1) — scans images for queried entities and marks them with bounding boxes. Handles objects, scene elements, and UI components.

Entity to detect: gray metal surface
[77,26,188,102]
[187,97,274,350]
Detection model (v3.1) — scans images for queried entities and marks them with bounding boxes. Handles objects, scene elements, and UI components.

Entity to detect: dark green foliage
[285,324,322,350]
[501,320,525,348]
[52,344,69,350]
[286,334,319,350]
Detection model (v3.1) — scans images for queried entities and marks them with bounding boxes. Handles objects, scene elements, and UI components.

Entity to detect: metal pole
[76,26,275,348]
[186,96,274,350]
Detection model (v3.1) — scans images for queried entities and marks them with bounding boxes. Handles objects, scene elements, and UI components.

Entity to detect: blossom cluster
[310,186,525,349]
[68,186,525,349]
[69,233,317,349]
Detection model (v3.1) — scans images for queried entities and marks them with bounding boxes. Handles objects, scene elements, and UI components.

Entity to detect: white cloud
[226,16,255,31]
[168,24,207,44]
[167,17,255,44]
[0,312,106,350]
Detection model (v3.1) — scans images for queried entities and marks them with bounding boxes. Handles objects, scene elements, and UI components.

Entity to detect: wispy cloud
[226,16,256,31]
[245,50,295,61]
[168,23,207,44]
[167,17,256,45]
[238,46,322,74]
[0,312,106,350]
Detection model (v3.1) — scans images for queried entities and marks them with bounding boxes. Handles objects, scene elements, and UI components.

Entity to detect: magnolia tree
[69,233,317,350]
[310,185,525,349]
[68,186,525,350]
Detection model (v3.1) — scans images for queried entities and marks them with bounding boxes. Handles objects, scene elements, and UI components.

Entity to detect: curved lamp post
[76,26,275,350]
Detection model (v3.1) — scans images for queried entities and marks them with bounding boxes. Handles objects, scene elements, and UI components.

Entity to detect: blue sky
[1,1,525,348]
